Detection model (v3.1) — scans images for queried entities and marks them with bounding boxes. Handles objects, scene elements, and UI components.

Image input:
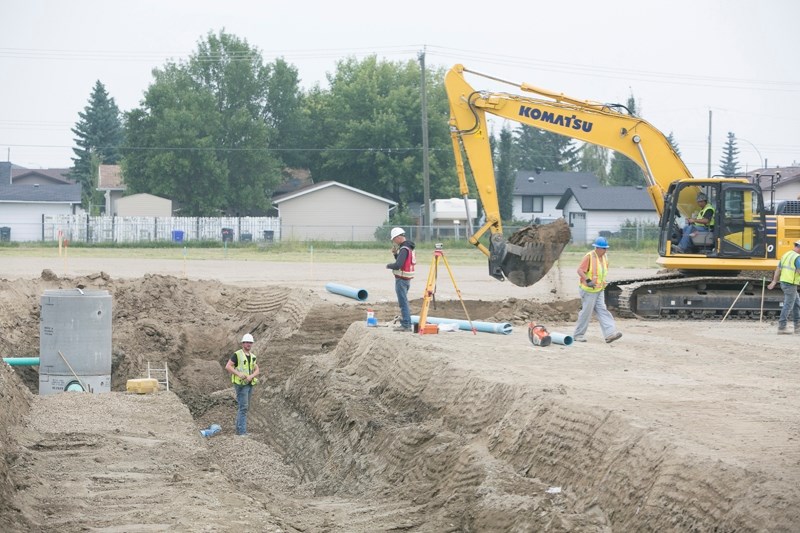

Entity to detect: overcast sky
[2,0,798,180]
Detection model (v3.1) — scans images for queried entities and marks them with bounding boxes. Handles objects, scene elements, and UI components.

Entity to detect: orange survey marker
[527,322,552,347]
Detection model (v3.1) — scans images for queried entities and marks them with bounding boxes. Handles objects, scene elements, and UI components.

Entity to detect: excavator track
[607,274,784,320]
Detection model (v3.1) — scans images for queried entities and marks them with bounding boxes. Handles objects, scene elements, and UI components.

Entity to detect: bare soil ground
[1,256,799,532]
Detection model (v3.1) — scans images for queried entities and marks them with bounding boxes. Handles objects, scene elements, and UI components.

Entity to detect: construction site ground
[1,255,799,532]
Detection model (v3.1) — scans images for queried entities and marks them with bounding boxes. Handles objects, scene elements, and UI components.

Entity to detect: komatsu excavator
[445,64,800,318]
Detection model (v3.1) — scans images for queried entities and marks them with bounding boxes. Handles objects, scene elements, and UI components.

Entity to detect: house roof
[556,186,655,211]
[514,170,600,195]
[272,180,397,206]
[11,168,74,184]
[274,168,313,195]
[0,183,82,203]
[0,162,26,184]
[98,164,125,190]
[748,166,800,191]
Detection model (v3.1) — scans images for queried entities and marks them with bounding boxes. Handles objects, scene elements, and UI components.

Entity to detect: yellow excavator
[445,64,800,318]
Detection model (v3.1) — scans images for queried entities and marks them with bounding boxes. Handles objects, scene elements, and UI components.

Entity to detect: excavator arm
[445,64,694,286]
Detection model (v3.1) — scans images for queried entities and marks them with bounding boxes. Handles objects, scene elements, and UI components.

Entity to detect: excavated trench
[1,272,797,531]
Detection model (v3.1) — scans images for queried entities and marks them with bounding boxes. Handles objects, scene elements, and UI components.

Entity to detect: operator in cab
[674,193,714,254]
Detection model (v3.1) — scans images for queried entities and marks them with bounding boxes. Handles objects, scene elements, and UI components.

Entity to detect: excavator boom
[445,64,792,317]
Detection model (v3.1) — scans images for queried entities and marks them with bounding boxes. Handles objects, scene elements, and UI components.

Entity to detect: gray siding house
[272,181,396,241]
[0,183,82,241]
[556,186,658,244]
[512,170,600,223]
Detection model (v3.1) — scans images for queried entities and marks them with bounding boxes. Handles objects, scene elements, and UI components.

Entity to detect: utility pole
[706,110,712,177]
[419,48,431,242]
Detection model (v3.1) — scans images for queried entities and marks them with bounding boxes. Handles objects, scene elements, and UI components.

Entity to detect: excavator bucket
[491,219,571,287]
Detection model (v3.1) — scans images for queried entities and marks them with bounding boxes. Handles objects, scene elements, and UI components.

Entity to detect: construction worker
[572,236,623,344]
[386,227,416,332]
[225,333,260,435]
[675,192,714,253]
[767,240,800,335]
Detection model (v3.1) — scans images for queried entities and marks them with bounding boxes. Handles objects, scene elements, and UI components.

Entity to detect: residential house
[748,166,800,211]
[97,164,126,215]
[272,181,396,241]
[11,167,73,185]
[0,183,82,241]
[512,170,600,223]
[556,186,658,244]
[430,198,477,239]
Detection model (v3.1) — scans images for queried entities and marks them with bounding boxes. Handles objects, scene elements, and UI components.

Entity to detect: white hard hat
[390,227,405,240]
[241,333,254,343]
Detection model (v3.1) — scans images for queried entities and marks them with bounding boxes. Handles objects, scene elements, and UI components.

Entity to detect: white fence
[38,215,281,244]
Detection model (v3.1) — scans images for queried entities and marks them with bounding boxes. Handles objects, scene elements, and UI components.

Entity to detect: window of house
[522,195,543,213]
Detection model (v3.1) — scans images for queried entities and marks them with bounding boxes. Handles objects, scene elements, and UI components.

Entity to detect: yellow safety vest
[231,349,258,386]
[580,251,608,293]
[778,250,800,285]
[695,205,715,228]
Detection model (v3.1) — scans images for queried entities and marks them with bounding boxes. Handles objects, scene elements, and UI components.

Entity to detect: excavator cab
[661,180,768,260]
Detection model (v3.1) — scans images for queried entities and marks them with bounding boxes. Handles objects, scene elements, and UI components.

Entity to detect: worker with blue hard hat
[572,236,622,344]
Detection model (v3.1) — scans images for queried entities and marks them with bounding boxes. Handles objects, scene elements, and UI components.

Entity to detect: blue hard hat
[593,236,609,248]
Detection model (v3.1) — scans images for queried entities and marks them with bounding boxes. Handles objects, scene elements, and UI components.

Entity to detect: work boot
[778,327,791,335]
[393,325,412,333]
[573,335,587,343]
[605,332,623,344]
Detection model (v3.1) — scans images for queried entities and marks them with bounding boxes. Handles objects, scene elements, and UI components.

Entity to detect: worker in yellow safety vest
[225,333,260,435]
[572,237,623,344]
[767,240,800,335]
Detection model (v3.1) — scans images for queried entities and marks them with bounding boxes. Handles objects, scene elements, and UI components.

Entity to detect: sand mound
[1,270,798,531]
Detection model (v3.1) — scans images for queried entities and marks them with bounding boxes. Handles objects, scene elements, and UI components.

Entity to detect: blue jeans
[234,384,253,435]
[777,282,800,329]
[678,225,709,251]
[395,277,411,329]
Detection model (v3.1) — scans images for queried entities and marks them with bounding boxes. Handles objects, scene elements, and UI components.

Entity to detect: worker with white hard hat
[386,227,416,332]
[224,332,260,435]
[767,239,800,335]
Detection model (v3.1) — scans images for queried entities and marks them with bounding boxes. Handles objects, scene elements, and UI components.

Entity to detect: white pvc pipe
[325,283,369,301]
[549,332,573,346]
[411,315,512,335]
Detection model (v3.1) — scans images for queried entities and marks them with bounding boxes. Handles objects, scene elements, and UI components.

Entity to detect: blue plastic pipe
[549,332,573,346]
[325,283,369,301]
[3,357,40,366]
[411,315,512,335]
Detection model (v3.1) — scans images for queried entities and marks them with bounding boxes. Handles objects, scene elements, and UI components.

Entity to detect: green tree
[666,132,681,157]
[124,66,228,214]
[70,80,124,211]
[578,143,609,183]
[719,131,741,176]
[607,96,646,186]
[122,31,286,215]
[495,125,514,221]
[512,126,578,172]
[301,56,455,209]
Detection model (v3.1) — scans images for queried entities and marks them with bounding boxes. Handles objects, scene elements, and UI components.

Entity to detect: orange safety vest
[393,243,416,279]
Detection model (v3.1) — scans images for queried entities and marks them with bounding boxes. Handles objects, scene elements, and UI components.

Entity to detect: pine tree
[607,95,646,186]
[578,143,609,183]
[495,126,514,221]
[719,132,741,176]
[666,132,682,157]
[512,125,578,172]
[71,81,124,211]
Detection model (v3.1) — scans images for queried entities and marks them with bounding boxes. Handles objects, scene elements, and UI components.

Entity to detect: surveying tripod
[418,243,476,335]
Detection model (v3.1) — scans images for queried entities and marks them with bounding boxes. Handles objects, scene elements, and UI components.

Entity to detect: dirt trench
[1,271,798,532]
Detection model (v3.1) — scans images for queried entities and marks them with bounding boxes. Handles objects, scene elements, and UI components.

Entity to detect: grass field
[0,242,662,269]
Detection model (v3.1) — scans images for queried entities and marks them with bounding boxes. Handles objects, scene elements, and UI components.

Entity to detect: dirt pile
[1,268,798,531]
